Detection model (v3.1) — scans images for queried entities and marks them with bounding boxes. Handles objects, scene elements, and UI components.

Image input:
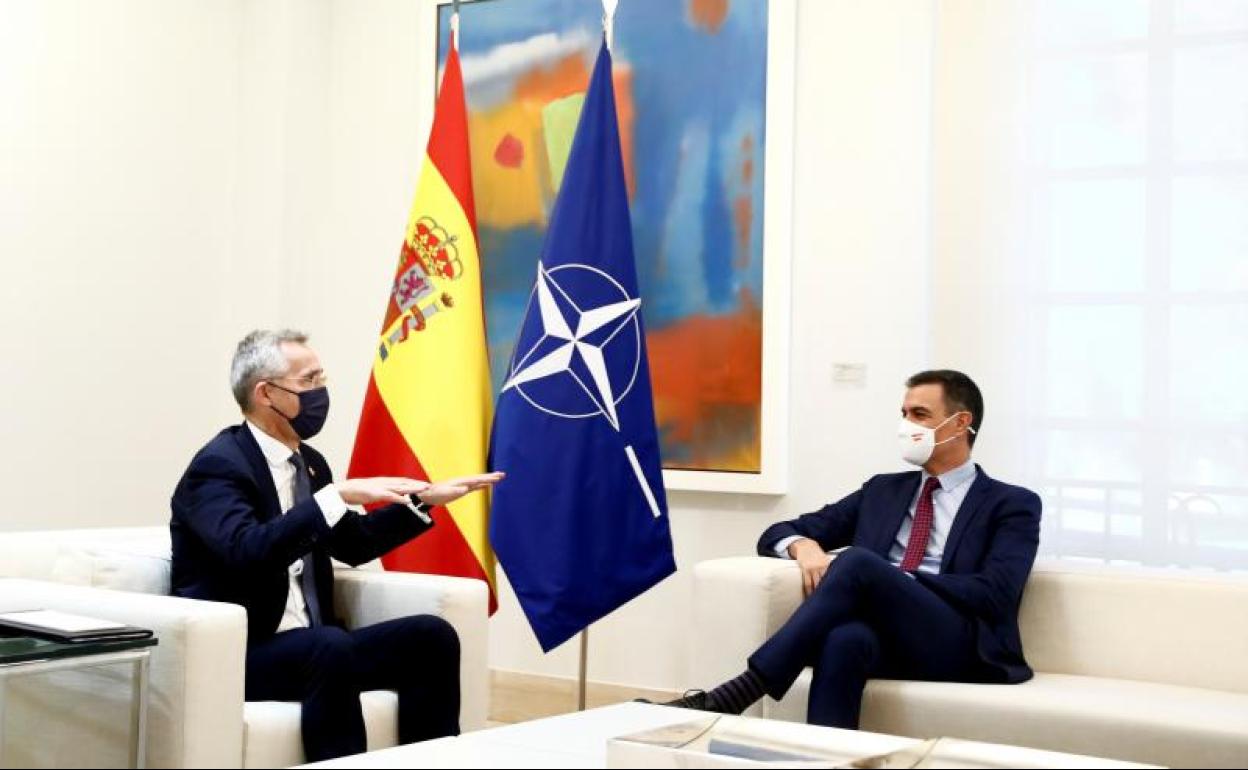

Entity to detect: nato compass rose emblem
[502,261,663,518]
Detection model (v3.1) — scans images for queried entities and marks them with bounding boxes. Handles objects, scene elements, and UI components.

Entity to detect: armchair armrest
[331,568,489,731]
[0,578,247,769]
[691,557,802,716]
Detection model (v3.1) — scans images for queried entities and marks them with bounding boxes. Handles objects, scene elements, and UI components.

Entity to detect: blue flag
[488,41,677,652]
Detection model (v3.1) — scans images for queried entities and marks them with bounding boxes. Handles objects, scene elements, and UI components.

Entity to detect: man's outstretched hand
[338,477,430,506]
[415,472,506,507]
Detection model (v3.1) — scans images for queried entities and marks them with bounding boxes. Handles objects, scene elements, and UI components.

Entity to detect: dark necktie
[288,452,323,626]
[900,476,941,572]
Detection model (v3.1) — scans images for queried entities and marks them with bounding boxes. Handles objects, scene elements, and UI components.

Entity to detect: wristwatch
[405,495,434,525]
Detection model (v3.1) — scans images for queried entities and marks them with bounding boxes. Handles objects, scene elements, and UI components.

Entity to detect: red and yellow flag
[348,43,496,612]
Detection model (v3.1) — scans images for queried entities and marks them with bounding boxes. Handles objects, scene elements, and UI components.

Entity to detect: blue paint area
[478,225,545,395]
[701,133,735,307]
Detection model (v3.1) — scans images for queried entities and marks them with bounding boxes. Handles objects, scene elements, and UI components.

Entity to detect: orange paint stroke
[732,195,752,269]
[689,0,730,34]
[646,291,762,470]
[510,54,636,199]
[514,52,588,102]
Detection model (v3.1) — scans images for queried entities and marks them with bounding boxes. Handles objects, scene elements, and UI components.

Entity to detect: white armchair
[0,527,489,768]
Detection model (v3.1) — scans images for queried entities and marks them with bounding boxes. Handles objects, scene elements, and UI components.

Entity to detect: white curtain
[931,0,1248,571]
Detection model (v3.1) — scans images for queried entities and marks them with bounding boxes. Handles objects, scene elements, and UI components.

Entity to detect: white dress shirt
[246,421,348,633]
[774,459,979,576]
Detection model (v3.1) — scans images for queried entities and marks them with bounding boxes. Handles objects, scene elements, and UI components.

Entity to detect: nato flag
[487,41,677,652]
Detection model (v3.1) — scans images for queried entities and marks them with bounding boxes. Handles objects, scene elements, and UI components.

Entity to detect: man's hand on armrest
[788,538,833,598]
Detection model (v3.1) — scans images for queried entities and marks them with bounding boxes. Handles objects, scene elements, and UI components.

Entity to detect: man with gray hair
[170,329,502,762]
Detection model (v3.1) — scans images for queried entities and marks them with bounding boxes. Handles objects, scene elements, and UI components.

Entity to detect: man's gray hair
[230,329,308,411]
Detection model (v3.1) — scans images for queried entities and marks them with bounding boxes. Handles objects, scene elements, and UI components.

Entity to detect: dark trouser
[747,547,986,729]
[245,615,461,762]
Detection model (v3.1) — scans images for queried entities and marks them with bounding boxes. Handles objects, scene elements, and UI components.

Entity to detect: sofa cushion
[85,547,172,594]
[242,690,399,768]
[1020,565,1248,694]
[0,534,84,584]
[767,670,1248,769]
[0,528,173,595]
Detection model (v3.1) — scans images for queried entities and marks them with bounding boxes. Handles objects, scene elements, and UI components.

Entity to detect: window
[933,0,1247,571]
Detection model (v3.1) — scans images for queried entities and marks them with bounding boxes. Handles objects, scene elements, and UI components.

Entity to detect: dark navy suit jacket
[170,423,432,646]
[757,466,1041,683]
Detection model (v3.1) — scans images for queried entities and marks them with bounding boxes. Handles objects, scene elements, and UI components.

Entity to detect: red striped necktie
[900,476,941,572]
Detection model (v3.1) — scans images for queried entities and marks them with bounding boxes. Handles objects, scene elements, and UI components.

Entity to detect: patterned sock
[706,668,767,714]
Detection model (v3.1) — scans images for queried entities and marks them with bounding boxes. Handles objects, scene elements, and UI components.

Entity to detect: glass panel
[1042,429,1144,483]
[1169,304,1248,421]
[3,664,138,768]
[1038,484,1149,567]
[1174,0,1248,35]
[1055,486,1112,531]
[1036,0,1150,46]
[1174,43,1248,163]
[1171,175,1248,292]
[1034,53,1148,169]
[1046,179,1147,292]
[1166,492,1248,570]
[1039,484,1112,561]
[1045,305,1145,419]
[1110,487,1146,539]
[1169,433,1248,488]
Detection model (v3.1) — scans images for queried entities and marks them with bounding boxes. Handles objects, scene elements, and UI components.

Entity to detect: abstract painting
[431,0,786,484]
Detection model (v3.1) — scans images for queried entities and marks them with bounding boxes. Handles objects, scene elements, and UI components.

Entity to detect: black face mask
[266,382,330,440]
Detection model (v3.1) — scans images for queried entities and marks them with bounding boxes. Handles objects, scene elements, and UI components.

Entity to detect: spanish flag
[348,37,496,612]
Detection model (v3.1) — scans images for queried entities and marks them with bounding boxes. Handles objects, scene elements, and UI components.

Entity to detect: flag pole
[602,0,617,51]
[573,0,618,716]
[574,1,618,714]
[451,0,461,50]
[577,627,589,711]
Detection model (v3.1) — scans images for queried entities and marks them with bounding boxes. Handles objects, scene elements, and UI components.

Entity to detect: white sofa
[692,556,1248,769]
[0,527,489,768]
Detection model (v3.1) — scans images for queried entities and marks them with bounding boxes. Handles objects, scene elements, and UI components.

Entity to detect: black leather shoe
[661,689,723,712]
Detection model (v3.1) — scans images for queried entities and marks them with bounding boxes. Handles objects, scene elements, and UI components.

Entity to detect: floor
[487,670,680,726]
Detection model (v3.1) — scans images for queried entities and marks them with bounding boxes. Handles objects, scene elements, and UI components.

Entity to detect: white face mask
[897,412,975,466]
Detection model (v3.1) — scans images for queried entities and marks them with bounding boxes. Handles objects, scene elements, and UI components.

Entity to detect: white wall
[0,0,351,533]
[0,0,255,531]
[0,0,934,692]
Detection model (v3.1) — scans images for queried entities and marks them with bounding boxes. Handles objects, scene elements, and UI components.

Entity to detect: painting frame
[416,0,793,495]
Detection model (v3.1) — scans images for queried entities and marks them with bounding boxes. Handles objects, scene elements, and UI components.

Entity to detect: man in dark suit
[665,370,1041,729]
[170,329,502,762]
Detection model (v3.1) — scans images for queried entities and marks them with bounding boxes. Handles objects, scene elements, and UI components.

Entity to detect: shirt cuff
[314,484,348,528]
[774,535,804,559]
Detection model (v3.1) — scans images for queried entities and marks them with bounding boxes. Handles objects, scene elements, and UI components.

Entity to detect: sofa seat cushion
[242,690,399,768]
[766,671,1248,769]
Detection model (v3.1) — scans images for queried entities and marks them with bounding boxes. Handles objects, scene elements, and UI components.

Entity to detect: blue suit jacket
[170,423,432,645]
[757,466,1041,683]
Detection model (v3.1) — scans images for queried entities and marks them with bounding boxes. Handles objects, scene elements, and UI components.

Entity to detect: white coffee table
[302,703,692,768]
[301,702,1156,768]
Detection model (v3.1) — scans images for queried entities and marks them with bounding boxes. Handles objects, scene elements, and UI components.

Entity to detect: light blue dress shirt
[776,459,979,575]
[886,459,978,574]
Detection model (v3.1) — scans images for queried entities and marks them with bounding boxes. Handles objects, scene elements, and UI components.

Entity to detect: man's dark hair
[905,370,983,447]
